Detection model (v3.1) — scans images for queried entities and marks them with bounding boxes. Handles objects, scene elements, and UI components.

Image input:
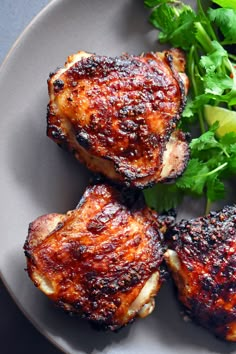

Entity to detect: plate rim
[0,1,67,351]
[0,0,58,73]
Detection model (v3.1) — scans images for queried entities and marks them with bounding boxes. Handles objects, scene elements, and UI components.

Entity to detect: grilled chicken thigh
[165,205,236,341]
[47,49,189,188]
[24,183,173,330]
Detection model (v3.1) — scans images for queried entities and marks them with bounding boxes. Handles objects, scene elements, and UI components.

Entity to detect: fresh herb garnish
[143,0,236,214]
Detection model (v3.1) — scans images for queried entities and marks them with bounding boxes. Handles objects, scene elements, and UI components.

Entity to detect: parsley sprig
[143,0,236,214]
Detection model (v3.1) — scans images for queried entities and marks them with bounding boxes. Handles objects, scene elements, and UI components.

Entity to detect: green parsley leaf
[176,159,209,196]
[203,73,234,95]
[220,132,236,145]
[166,8,196,49]
[208,8,236,45]
[149,4,177,32]
[206,174,225,202]
[219,133,236,175]
[212,0,236,11]
[200,41,228,73]
[148,2,196,50]
[182,101,195,118]
[143,183,182,212]
[227,157,236,174]
[190,130,220,153]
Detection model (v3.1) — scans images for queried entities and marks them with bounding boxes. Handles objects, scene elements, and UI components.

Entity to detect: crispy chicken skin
[47,49,189,188]
[24,183,174,330]
[165,205,236,341]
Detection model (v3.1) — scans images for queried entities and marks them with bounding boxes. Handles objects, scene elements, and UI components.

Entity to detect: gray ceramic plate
[0,0,235,353]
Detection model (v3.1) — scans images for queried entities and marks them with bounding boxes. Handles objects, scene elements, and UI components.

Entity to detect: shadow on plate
[42,301,131,354]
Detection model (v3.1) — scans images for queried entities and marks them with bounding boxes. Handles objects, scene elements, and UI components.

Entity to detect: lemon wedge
[204,105,236,138]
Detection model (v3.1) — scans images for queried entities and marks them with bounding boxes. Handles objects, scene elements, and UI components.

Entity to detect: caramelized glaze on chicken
[24,183,174,330]
[165,205,236,341]
[47,49,189,188]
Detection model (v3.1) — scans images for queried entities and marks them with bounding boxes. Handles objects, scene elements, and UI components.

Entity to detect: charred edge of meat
[187,298,236,340]
[76,178,146,211]
[164,52,187,118]
[48,66,64,80]
[46,112,69,150]
[87,174,140,192]
[57,296,134,332]
[76,130,91,149]
[112,131,189,189]
[53,79,65,93]
[87,168,155,191]
[166,204,236,245]
[158,211,176,230]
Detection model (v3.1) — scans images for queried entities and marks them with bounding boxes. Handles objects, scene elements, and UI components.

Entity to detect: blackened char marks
[166,205,236,341]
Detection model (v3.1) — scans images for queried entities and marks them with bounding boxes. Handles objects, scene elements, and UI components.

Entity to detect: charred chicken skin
[47,49,189,188]
[24,183,174,330]
[165,205,236,341]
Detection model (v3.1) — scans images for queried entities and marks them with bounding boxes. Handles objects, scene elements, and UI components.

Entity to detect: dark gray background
[1,2,61,352]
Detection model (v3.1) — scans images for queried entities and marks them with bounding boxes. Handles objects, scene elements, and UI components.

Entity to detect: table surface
[0,1,61,353]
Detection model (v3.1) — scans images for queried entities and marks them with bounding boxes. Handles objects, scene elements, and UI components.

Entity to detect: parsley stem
[188,46,205,133]
[172,7,180,17]
[203,162,227,215]
[205,198,212,215]
[188,46,197,91]
[198,110,206,134]
[206,162,228,177]
[195,22,213,53]
[223,57,232,73]
[222,147,230,158]
[197,0,217,42]
[228,53,236,62]
[197,162,228,179]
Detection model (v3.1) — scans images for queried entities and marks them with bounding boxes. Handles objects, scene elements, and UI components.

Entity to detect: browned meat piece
[24,183,174,330]
[47,49,189,188]
[165,205,236,341]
